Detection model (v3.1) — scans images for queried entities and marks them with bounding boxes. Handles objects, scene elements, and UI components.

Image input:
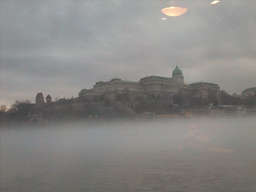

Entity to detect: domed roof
[110,78,122,82]
[172,66,183,76]
[80,89,87,93]
[95,81,104,85]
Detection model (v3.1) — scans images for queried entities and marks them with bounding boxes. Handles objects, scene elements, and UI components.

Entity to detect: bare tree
[0,105,7,112]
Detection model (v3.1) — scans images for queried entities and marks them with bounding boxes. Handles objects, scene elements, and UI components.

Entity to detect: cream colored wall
[81,77,181,99]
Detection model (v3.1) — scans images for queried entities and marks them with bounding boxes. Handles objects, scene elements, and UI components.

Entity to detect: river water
[1,116,256,191]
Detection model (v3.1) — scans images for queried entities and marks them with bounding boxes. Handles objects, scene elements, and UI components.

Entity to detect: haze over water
[1,117,256,191]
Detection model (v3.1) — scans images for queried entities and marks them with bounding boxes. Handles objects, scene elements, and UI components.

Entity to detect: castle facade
[79,66,187,106]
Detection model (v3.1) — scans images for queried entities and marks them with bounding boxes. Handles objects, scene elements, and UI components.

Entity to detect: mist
[1,117,256,191]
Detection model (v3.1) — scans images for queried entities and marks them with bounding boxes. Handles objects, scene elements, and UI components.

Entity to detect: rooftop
[140,75,172,81]
[189,82,219,86]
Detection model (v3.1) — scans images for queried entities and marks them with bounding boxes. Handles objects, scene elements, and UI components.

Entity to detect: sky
[1,0,256,107]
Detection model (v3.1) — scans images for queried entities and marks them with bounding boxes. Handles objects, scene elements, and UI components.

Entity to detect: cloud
[1,0,256,106]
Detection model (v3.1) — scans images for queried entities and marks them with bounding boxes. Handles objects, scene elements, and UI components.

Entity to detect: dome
[80,89,87,93]
[172,66,183,76]
[110,78,122,82]
[95,81,104,85]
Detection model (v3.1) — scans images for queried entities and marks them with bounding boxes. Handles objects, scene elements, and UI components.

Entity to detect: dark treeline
[1,92,256,126]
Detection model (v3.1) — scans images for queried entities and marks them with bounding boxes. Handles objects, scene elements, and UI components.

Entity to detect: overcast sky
[1,0,256,107]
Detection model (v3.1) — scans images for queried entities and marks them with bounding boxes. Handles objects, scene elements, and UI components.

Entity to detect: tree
[122,88,130,103]
[189,96,203,108]
[9,100,34,121]
[244,95,256,108]
[0,105,7,112]
[11,100,31,110]
[208,91,218,106]
[0,105,7,124]
[100,94,106,101]
[104,99,112,107]
[219,92,242,105]
[173,93,182,105]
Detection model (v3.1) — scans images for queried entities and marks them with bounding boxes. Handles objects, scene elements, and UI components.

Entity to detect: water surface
[1,117,256,191]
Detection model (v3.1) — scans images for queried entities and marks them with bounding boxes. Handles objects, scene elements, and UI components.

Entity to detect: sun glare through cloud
[211,0,220,4]
[161,6,188,17]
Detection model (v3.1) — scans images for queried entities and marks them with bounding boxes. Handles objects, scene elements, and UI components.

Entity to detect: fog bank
[1,117,256,191]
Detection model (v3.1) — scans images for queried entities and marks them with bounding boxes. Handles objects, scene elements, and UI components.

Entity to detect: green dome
[80,89,87,93]
[95,81,104,85]
[172,66,183,76]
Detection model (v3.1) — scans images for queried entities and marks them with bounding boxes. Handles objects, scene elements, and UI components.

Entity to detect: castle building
[79,66,186,105]
[35,93,44,107]
[241,87,256,98]
[188,82,220,98]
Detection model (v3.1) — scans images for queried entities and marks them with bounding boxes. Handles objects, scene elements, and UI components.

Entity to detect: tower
[36,93,45,107]
[172,66,184,85]
[46,94,52,104]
